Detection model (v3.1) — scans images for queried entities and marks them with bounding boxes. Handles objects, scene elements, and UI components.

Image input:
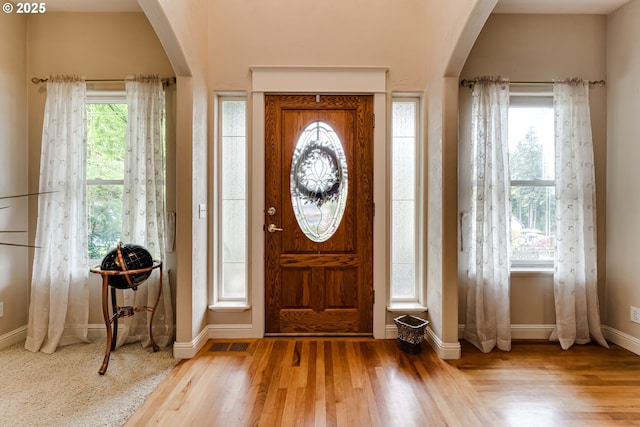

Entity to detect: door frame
[250,66,388,338]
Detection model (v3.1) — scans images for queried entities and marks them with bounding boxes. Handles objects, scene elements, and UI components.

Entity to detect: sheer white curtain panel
[463,77,512,353]
[116,76,174,348]
[25,76,90,354]
[551,79,608,350]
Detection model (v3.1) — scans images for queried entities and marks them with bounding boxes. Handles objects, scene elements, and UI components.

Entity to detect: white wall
[606,0,640,347]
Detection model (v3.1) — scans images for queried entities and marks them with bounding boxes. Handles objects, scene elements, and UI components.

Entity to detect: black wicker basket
[394,315,429,354]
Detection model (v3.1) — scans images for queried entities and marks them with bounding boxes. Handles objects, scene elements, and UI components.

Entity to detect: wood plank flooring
[125,338,640,426]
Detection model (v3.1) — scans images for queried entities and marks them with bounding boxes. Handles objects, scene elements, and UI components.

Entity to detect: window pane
[222,136,246,199]
[87,184,123,259]
[222,262,246,299]
[391,100,417,301]
[222,200,246,263]
[86,103,127,180]
[86,101,126,260]
[509,99,555,266]
[511,185,555,262]
[392,136,415,200]
[220,98,247,301]
[391,263,416,300]
[509,106,554,181]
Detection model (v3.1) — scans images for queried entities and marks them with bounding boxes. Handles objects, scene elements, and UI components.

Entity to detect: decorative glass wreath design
[290,121,348,243]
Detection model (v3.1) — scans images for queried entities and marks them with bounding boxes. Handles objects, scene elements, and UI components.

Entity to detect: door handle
[267,224,283,233]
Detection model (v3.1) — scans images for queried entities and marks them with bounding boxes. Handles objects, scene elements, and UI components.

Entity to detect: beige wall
[0,11,28,340]
[26,13,176,325]
[208,0,429,91]
[458,14,608,329]
[606,0,640,340]
[203,1,489,352]
[149,0,210,344]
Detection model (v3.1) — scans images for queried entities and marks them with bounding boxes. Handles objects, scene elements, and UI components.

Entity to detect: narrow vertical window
[508,95,555,268]
[86,95,127,260]
[218,97,247,302]
[391,98,418,301]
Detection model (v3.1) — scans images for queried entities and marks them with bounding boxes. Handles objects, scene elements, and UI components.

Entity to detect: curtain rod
[460,79,606,89]
[31,77,176,85]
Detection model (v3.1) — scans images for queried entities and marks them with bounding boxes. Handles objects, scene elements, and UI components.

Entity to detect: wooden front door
[265,95,374,334]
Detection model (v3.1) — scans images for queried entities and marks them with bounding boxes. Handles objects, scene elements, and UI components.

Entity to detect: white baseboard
[458,324,556,340]
[0,326,27,350]
[426,327,462,359]
[208,323,257,339]
[385,324,461,359]
[603,325,640,356]
[88,323,107,340]
[173,327,209,359]
[88,322,640,360]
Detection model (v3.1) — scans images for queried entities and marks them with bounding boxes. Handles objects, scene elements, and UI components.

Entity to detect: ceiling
[40,0,141,12]
[494,0,630,14]
[41,0,630,14]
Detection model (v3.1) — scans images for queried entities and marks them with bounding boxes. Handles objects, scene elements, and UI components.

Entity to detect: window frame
[211,93,250,311]
[508,92,555,271]
[85,90,127,262]
[388,94,426,310]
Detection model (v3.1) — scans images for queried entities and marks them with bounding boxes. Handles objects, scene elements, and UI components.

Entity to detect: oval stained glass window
[290,121,348,242]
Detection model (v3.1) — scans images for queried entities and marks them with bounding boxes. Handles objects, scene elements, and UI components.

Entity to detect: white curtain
[463,77,512,353]
[25,76,90,354]
[551,79,608,350]
[114,76,174,349]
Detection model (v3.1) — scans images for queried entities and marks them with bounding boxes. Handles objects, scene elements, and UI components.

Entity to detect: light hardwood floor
[126,338,640,426]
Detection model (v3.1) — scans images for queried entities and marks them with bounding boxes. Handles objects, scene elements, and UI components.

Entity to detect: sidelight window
[214,96,248,305]
[390,97,422,303]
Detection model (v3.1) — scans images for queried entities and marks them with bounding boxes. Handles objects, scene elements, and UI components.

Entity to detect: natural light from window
[391,99,418,300]
[218,97,247,302]
[86,101,126,260]
[508,99,555,266]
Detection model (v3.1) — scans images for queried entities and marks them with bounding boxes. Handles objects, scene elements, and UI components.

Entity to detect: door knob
[267,224,283,233]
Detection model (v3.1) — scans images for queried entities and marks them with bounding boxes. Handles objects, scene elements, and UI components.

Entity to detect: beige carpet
[0,340,178,427]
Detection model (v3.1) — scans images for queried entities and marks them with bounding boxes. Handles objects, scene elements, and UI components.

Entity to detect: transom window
[509,95,555,268]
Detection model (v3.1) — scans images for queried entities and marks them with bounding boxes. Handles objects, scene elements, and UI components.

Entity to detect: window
[509,95,555,268]
[214,96,248,306]
[86,94,127,260]
[390,97,422,303]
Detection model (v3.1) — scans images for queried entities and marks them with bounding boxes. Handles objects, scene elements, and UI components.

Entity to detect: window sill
[208,302,251,313]
[386,302,428,314]
[511,267,554,277]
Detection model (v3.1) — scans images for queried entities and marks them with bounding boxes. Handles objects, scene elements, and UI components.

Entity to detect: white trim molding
[173,327,210,359]
[426,327,462,359]
[603,325,640,356]
[458,323,555,340]
[0,326,27,350]
[250,66,388,94]
[385,323,461,359]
